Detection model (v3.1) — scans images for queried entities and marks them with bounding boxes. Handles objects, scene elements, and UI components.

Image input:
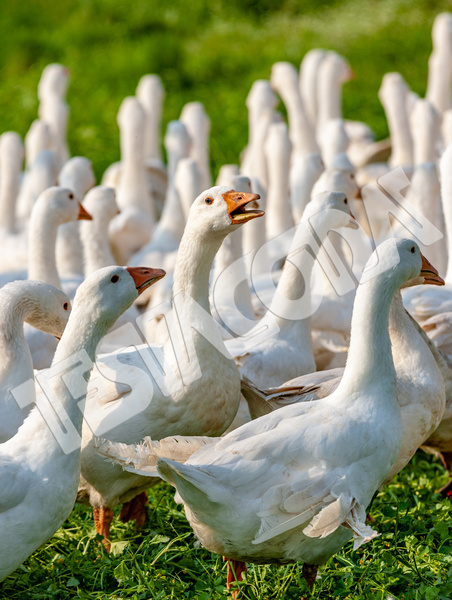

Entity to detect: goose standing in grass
[0,280,71,443]
[100,238,429,593]
[0,264,165,582]
[77,187,264,548]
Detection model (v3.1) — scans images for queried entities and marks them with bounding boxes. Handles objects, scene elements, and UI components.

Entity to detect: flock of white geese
[2,11,452,595]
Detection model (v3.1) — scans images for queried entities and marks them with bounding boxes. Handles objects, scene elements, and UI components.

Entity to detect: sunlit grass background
[0,0,448,179]
[1,0,452,598]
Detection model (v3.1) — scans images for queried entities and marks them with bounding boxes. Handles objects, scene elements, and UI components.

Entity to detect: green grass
[2,452,452,599]
[2,0,452,597]
[0,0,449,180]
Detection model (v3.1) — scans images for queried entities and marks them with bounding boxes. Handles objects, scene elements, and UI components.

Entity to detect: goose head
[366,238,444,287]
[186,186,264,236]
[136,74,165,107]
[5,280,72,338]
[82,186,119,222]
[73,265,165,325]
[400,246,445,288]
[38,63,70,101]
[313,153,359,200]
[58,157,95,201]
[34,186,92,224]
[305,190,357,231]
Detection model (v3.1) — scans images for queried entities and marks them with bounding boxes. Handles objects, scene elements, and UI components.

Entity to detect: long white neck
[136,75,164,164]
[337,268,400,396]
[380,75,413,167]
[267,218,319,341]
[0,134,23,232]
[173,225,227,313]
[271,64,318,156]
[426,15,452,115]
[28,204,62,289]
[389,289,436,372]
[439,148,452,283]
[180,103,212,190]
[317,61,343,129]
[0,288,36,389]
[212,228,254,319]
[81,217,116,276]
[265,123,294,240]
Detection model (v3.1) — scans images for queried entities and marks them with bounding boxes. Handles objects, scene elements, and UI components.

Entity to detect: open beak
[420,253,445,286]
[78,203,92,221]
[222,190,265,224]
[126,267,166,295]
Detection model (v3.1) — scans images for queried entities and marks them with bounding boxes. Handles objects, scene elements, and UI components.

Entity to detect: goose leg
[437,452,452,498]
[302,562,318,592]
[93,506,114,551]
[224,556,247,598]
[119,491,149,529]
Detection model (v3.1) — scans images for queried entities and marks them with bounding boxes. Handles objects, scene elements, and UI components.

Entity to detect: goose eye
[410,246,416,254]
[63,302,68,310]
[68,193,74,200]
[111,274,119,283]
[205,197,213,205]
[344,198,348,204]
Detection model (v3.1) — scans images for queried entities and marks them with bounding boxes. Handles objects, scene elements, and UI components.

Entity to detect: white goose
[299,49,327,129]
[270,61,319,156]
[225,191,357,388]
[109,97,156,264]
[56,156,96,281]
[16,120,54,225]
[0,280,71,443]
[76,187,263,546]
[128,120,191,278]
[25,187,92,369]
[403,144,452,321]
[0,264,165,582]
[180,101,212,190]
[264,121,294,263]
[426,12,452,115]
[378,72,413,169]
[100,237,428,592]
[37,63,70,169]
[241,246,445,484]
[79,185,144,354]
[0,133,27,274]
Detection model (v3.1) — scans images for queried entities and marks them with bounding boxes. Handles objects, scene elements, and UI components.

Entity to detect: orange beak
[222,190,264,224]
[126,267,166,295]
[420,253,445,286]
[78,203,92,221]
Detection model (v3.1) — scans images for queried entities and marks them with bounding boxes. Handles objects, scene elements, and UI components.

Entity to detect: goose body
[0,265,165,581]
[105,239,429,580]
[76,187,264,542]
[226,191,357,388]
